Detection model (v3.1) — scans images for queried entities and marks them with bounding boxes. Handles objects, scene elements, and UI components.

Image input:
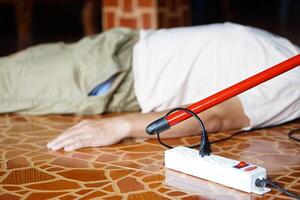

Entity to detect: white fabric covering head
[132,22,300,129]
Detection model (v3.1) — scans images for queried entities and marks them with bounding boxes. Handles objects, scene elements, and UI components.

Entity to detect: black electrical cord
[157,108,251,149]
[255,178,300,199]
[210,130,250,144]
[157,113,300,148]
[288,128,300,142]
[201,126,300,145]
[157,107,206,149]
[157,107,211,156]
[157,116,300,149]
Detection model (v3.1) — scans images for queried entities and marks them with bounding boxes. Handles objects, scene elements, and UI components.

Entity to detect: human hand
[47,118,130,151]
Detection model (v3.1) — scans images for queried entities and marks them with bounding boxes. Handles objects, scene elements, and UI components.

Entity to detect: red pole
[165,54,300,126]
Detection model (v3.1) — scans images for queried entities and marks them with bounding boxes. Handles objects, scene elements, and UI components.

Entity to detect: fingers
[48,133,84,151]
[47,123,87,149]
[46,119,126,151]
[47,130,79,149]
[64,141,88,151]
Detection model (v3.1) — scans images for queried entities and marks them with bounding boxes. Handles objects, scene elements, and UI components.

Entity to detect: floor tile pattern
[0,114,299,199]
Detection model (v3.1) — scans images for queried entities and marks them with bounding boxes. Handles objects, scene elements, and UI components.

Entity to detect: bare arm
[47,97,249,151]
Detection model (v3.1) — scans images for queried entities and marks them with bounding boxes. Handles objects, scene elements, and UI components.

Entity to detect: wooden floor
[0,114,299,200]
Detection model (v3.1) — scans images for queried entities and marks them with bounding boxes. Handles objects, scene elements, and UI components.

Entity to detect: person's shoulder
[192,22,251,35]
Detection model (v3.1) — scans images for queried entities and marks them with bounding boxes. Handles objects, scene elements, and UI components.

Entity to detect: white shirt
[132,22,300,128]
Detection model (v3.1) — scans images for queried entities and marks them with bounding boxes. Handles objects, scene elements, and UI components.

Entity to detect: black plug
[255,178,300,199]
[199,129,212,157]
[255,178,267,187]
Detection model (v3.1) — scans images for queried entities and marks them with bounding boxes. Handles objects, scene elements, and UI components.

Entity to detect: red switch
[234,161,249,169]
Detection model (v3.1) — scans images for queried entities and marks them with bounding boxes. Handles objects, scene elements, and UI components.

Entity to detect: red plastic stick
[165,54,300,127]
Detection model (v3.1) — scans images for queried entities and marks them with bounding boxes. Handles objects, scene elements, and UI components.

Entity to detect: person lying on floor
[0,22,299,151]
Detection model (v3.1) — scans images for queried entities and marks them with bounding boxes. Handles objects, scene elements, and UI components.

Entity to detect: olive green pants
[0,28,141,115]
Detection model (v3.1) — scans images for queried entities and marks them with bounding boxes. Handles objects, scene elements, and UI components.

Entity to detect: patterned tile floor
[0,114,299,200]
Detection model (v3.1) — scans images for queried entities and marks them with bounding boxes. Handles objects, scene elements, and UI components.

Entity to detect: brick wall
[102,0,191,30]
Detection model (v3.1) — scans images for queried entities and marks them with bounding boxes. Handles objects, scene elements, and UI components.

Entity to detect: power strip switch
[165,146,271,195]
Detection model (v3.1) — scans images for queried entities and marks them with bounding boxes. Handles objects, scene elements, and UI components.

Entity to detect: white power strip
[165,169,254,200]
[165,146,271,195]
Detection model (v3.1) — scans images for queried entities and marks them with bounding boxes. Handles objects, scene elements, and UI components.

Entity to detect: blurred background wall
[0,0,299,56]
